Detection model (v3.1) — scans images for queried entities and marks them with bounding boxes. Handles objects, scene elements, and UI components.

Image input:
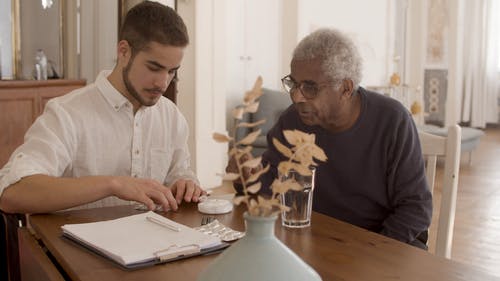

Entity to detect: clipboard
[61,212,229,270]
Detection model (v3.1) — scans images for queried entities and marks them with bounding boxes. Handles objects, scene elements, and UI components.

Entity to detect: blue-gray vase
[197,212,322,281]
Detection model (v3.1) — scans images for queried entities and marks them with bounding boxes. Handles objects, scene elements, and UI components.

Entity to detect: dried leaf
[311,144,328,162]
[213,132,232,143]
[272,138,293,158]
[238,129,261,145]
[246,164,270,183]
[257,196,273,210]
[277,161,295,177]
[271,179,288,194]
[242,156,262,168]
[283,130,316,146]
[278,204,291,212]
[233,195,247,205]
[283,130,301,146]
[287,180,304,191]
[232,107,245,120]
[247,182,261,194]
[237,146,253,156]
[222,173,240,181]
[293,163,313,176]
[228,147,238,157]
[244,102,259,113]
[248,198,258,210]
[244,76,263,104]
[236,119,266,128]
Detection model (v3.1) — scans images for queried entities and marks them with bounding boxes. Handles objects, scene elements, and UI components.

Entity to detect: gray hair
[293,28,363,89]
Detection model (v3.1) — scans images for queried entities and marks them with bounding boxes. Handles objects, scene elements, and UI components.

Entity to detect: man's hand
[110,176,179,211]
[169,179,205,205]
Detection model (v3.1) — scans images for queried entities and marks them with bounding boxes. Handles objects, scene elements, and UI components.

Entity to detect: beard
[122,57,162,107]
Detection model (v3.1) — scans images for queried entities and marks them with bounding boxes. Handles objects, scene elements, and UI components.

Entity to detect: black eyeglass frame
[281,75,338,100]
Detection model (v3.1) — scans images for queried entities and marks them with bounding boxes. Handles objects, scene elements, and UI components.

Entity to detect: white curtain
[461,0,499,127]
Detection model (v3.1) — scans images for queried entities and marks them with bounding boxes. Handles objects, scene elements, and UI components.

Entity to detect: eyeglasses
[281,75,336,99]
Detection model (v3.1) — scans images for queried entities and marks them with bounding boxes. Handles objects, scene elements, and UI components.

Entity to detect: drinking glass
[280,168,315,228]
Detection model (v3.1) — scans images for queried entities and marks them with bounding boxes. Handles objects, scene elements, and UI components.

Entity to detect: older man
[260,28,432,249]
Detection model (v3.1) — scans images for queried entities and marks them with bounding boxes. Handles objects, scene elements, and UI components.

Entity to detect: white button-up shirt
[0,71,198,209]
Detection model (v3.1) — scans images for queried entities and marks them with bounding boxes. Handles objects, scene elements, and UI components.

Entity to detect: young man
[261,28,432,249]
[0,1,203,214]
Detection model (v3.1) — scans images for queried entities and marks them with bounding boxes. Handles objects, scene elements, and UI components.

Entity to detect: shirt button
[135,123,139,127]
[133,174,138,178]
[114,105,119,110]
[135,150,140,155]
[17,154,23,158]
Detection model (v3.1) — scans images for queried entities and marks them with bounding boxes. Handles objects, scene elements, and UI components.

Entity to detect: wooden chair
[2,212,25,281]
[18,227,65,281]
[418,124,461,259]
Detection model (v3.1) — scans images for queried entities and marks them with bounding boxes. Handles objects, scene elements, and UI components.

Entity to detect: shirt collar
[95,70,131,112]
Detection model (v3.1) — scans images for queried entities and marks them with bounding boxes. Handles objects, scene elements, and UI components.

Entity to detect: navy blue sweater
[261,87,432,244]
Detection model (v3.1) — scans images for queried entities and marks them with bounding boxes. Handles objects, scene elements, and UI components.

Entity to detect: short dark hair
[119,1,189,52]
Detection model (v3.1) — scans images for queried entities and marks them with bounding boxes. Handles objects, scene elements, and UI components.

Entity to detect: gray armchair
[235,88,291,156]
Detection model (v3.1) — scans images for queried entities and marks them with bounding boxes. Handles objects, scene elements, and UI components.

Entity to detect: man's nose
[154,73,173,89]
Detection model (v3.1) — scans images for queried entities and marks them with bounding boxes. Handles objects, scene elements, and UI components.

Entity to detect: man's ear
[342,79,355,98]
[117,40,132,66]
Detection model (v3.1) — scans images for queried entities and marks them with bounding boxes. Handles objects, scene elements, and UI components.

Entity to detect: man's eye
[302,84,317,92]
[148,66,160,72]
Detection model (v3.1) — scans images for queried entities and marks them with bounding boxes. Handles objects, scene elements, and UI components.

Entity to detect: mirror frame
[0,0,19,79]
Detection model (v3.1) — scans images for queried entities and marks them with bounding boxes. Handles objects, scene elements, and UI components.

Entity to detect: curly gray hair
[293,28,363,89]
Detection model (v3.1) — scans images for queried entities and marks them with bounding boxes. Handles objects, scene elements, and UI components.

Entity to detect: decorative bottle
[197,212,322,281]
[35,49,48,80]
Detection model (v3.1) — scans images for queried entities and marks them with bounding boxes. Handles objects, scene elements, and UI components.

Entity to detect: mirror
[18,0,64,79]
[0,0,16,79]
[0,0,64,80]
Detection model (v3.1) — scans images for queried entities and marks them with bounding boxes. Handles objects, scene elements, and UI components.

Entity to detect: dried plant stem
[270,143,313,200]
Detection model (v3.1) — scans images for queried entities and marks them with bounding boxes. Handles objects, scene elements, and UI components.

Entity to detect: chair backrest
[418,124,461,259]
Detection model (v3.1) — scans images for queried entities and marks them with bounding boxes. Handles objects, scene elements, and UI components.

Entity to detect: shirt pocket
[149,148,172,184]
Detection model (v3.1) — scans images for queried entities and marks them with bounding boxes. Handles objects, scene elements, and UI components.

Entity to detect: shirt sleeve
[0,101,76,195]
[380,112,433,243]
[163,108,199,186]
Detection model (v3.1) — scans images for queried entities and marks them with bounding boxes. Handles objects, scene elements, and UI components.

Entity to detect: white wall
[224,0,283,131]
[406,0,464,126]
[297,0,396,86]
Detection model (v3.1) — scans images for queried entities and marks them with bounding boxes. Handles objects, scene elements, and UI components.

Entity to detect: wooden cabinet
[0,79,86,167]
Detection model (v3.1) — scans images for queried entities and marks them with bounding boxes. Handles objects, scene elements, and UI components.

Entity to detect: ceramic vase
[197,212,322,281]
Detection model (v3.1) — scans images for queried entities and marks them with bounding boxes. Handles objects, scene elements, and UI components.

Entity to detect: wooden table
[28,204,497,281]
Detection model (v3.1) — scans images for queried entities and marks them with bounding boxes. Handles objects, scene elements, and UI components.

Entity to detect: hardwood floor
[429,126,500,277]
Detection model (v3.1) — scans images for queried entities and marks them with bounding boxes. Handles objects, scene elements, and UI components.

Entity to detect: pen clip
[154,244,201,261]
[146,216,181,232]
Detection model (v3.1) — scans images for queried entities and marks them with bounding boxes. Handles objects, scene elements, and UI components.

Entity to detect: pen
[146,216,181,232]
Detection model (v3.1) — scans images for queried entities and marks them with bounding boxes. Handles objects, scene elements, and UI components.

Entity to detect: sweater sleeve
[380,111,433,243]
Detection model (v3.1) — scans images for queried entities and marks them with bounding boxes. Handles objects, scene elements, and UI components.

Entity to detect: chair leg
[1,216,8,281]
[2,213,25,281]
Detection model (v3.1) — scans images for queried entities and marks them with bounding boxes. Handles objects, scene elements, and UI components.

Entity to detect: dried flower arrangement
[213,77,327,217]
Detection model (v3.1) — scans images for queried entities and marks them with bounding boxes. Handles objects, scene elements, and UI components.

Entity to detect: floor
[213,126,500,277]
[440,127,500,277]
